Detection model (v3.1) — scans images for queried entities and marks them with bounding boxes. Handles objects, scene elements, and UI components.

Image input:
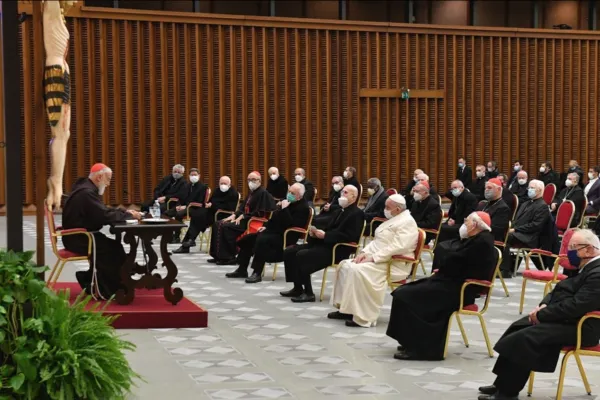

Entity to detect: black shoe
[397,345,405,352]
[207,258,219,263]
[477,393,518,400]
[75,271,92,292]
[345,320,364,328]
[245,273,262,283]
[173,246,190,254]
[393,351,442,361]
[478,385,497,395]
[189,241,197,247]
[217,259,237,266]
[225,269,248,278]
[280,288,303,297]
[291,293,316,303]
[327,311,353,320]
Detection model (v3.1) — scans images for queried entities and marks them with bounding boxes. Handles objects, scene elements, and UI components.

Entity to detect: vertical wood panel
[273,29,279,171]
[149,23,158,185]
[207,25,215,183]
[184,25,192,171]
[135,21,147,201]
[0,21,4,205]
[262,27,269,173]
[172,25,181,165]
[111,21,122,201]
[86,19,97,166]
[218,26,226,177]
[252,27,259,172]
[230,27,238,180]
[22,23,33,203]
[160,23,169,174]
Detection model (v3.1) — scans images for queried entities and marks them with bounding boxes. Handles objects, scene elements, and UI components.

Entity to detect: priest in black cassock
[343,166,362,196]
[475,178,511,242]
[313,175,344,229]
[550,172,585,228]
[477,229,600,400]
[294,168,315,207]
[62,163,143,297]
[386,212,496,361]
[468,164,488,201]
[410,182,442,243]
[226,183,311,283]
[208,171,276,265]
[173,176,239,254]
[437,180,478,242]
[281,185,365,303]
[141,164,188,213]
[267,166,288,200]
[165,168,207,243]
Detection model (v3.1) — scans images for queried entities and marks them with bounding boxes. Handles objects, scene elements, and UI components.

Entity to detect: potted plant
[0,250,140,399]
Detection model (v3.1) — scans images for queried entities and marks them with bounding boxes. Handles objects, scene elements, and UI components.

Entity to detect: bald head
[340,185,358,207]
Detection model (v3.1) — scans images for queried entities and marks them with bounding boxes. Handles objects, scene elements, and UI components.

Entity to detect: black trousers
[183,209,214,243]
[492,355,532,396]
[209,219,247,260]
[436,223,461,243]
[237,232,283,274]
[501,234,544,273]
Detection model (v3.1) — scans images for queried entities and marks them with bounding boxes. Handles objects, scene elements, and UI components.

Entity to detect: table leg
[115,232,139,305]
[160,233,183,305]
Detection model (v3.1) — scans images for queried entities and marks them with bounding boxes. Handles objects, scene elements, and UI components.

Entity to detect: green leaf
[9,373,25,391]
[31,266,48,273]
[2,294,13,303]
[0,331,5,342]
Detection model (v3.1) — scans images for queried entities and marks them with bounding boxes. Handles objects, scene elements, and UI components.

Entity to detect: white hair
[291,182,306,197]
[268,166,279,174]
[173,164,185,173]
[469,212,492,232]
[219,176,231,185]
[332,176,343,183]
[414,183,430,194]
[529,179,545,194]
[571,228,600,249]
[567,172,580,183]
[452,180,464,189]
[89,167,112,179]
[417,173,429,181]
[517,170,528,178]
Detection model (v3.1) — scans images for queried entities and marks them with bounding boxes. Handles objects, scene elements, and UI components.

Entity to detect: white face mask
[98,184,106,196]
[270,174,279,181]
[514,165,521,172]
[190,175,199,184]
[367,188,375,196]
[343,171,349,179]
[518,179,527,186]
[459,224,468,239]
[248,181,259,191]
[539,167,546,173]
[333,184,342,192]
[487,167,494,172]
[295,175,303,183]
[338,196,349,208]
[565,179,574,188]
[476,171,485,178]
[589,173,595,180]
[384,209,394,219]
[220,184,230,193]
[413,193,423,202]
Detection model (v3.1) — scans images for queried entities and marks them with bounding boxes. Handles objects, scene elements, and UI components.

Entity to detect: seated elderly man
[497,173,517,213]
[500,180,550,277]
[387,212,497,361]
[208,172,276,265]
[141,164,188,213]
[266,166,288,200]
[363,177,389,236]
[410,182,443,243]
[415,173,438,199]
[477,228,600,400]
[437,180,478,242]
[226,183,311,283]
[469,164,488,201]
[328,194,418,328]
[476,178,511,242]
[537,161,560,187]
[313,175,344,229]
[294,167,315,207]
[281,185,365,303]
[165,168,207,243]
[404,169,424,209]
[509,170,530,207]
[551,172,585,227]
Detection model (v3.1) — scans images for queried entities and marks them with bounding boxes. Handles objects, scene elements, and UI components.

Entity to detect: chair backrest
[386,188,398,195]
[44,203,59,254]
[543,183,557,205]
[204,187,212,203]
[509,194,519,221]
[359,184,364,198]
[481,247,503,296]
[556,200,575,232]
[557,229,578,271]
[312,188,318,204]
[434,207,444,233]
[578,196,588,227]
[413,228,427,261]
[437,195,443,205]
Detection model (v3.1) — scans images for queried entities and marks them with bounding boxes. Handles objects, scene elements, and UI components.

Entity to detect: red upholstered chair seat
[423,244,431,249]
[57,248,86,259]
[462,304,479,312]
[393,279,407,286]
[561,344,600,352]
[523,270,567,281]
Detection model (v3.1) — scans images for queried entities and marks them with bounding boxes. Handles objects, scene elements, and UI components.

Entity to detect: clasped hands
[308,226,325,239]
[224,214,244,225]
[529,304,547,325]
[354,253,373,264]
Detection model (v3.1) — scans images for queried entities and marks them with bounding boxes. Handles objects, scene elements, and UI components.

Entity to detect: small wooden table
[111,219,186,306]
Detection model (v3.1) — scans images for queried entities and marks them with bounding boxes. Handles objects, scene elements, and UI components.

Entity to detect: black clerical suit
[490,258,600,397]
[313,187,342,229]
[209,186,276,262]
[267,176,289,200]
[559,166,585,191]
[509,181,529,207]
[476,198,511,242]
[437,190,478,242]
[586,179,600,213]
[501,197,550,274]
[298,178,315,207]
[236,198,311,275]
[363,188,389,236]
[456,165,473,188]
[165,181,208,241]
[538,169,560,187]
[141,175,188,212]
[486,168,499,179]
[403,180,418,209]
[343,176,362,197]
[283,203,365,294]
[182,186,239,245]
[386,231,496,360]
[552,185,585,228]
[468,176,487,201]
[502,189,517,218]
[62,178,129,297]
[410,195,443,243]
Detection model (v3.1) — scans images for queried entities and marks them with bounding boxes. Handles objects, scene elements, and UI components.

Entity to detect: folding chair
[492,221,511,297]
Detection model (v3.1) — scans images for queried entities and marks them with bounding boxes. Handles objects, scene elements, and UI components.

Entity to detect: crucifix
[359,88,445,99]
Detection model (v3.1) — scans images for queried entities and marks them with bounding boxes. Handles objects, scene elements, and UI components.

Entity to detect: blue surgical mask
[527,188,536,199]
[458,163,464,168]
[567,249,582,268]
[286,193,297,203]
[451,188,462,197]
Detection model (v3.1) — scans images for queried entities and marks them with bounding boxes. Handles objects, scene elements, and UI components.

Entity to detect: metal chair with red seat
[268,208,314,280]
[507,193,519,222]
[527,311,600,400]
[386,228,426,289]
[417,207,444,277]
[442,247,503,359]
[555,199,576,237]
[518,229,577,314]
[319,221,366,301]
[45,204,93,288]
[543,183,557,205]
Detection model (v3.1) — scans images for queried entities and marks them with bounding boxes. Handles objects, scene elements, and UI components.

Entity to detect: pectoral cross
[359,88,445,99]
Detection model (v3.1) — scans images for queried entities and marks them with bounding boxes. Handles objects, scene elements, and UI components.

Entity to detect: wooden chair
[45,204,93,288]
[442,247,503,359]
[386,228,426,290]
[319,221,366,301]
[543,183,557,205]
[583,209,599,229]
[202,193,242,252]
[312,188,318,204]
[418,207,444,277]
[518,229,577,314]
[166,197,179,211]
[527,311,600,400]
[492,221,512,297]
[268,208,314,280]
[508,194,519,221]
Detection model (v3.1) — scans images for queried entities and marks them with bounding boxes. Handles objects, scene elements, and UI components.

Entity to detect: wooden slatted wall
[2,7,600,208]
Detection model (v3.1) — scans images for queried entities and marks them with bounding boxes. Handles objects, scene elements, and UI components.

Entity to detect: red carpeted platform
[52,282,208,329]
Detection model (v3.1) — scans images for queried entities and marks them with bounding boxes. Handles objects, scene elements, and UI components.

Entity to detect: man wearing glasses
[477,228,600,400]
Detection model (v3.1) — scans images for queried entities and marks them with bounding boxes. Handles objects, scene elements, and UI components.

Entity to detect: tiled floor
[3,216,600,400]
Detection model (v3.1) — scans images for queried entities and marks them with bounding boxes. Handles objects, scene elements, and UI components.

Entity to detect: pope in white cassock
[328,194,419,327]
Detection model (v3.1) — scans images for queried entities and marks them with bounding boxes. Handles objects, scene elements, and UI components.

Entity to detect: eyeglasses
[568,244,589,251]
[248,178,260,182]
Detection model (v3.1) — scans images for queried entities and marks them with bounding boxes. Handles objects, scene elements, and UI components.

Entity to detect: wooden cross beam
[359,88,445,99]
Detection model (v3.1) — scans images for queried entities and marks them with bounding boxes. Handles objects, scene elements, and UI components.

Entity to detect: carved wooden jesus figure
[42,0,75,210]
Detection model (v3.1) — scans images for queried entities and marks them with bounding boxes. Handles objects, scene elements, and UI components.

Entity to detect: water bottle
[152,200,160,219]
